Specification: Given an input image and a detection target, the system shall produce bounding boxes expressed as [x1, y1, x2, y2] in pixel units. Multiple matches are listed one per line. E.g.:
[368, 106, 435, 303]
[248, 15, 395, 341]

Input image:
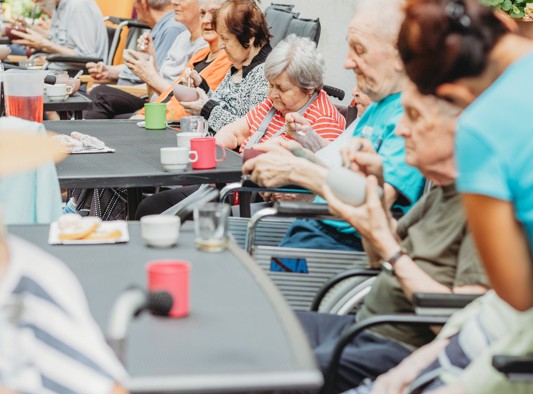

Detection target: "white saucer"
[47, 96, 67, 102]
[162, 164, 187, 172]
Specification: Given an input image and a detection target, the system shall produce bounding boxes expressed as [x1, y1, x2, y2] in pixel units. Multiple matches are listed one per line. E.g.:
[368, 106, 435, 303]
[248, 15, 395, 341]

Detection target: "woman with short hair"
[176, 0, 273, 132]
[216, 34, 345, 153]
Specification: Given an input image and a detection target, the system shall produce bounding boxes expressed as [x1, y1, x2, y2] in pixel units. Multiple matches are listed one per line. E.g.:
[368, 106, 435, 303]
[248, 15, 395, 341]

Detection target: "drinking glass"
[193, 203, 230, 252]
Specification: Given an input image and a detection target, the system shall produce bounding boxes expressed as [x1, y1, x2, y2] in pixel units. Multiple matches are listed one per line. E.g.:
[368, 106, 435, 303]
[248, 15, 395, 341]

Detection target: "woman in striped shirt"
[216, 35, 345, 153]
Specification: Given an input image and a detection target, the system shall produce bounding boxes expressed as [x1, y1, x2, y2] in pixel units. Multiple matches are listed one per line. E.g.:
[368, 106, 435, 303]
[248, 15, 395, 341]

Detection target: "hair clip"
[445, 0, 471, 31]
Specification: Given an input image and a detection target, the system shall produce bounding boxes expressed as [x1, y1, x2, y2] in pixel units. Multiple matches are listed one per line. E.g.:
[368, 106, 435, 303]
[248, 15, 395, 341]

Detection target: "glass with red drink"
[3, 70, 45, 123]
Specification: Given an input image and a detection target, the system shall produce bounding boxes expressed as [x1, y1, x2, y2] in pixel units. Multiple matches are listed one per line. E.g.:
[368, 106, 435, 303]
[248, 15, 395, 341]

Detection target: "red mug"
[146, 260, 190, 318]
[190, 137, 226, 170]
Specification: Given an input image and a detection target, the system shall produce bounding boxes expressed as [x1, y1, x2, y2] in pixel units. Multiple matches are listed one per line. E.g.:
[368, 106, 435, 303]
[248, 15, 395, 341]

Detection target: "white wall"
[261, 0, 357, 105]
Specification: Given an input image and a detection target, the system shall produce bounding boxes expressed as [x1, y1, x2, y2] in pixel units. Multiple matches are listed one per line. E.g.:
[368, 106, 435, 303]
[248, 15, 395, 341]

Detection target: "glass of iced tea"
[3, 70, 45, 123]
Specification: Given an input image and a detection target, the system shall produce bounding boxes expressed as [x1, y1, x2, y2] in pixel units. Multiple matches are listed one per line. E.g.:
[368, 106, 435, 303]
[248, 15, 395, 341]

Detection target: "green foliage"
[481, 0, 533, 18]
[5, 0, 42, 19]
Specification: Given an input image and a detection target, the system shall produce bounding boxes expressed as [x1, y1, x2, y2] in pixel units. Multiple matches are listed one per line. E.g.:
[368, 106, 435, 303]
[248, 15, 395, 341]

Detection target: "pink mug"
[190, 137, 226, 170]
[146, 260, 190, 318]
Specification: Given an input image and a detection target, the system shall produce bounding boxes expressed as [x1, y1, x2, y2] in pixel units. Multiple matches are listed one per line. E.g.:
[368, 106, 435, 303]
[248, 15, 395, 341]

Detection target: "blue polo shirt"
[319, 92, 424, 234]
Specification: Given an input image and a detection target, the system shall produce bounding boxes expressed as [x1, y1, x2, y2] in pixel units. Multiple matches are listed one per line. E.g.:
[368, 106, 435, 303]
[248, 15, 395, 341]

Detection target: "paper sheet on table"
[70, 146, 115, 154]
[314, 118, 359, 168]
[48, 220, 129, 244]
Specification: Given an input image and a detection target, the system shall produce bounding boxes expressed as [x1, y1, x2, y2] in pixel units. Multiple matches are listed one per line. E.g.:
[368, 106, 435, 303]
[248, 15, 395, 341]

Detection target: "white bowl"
[140, 215, 181, 248]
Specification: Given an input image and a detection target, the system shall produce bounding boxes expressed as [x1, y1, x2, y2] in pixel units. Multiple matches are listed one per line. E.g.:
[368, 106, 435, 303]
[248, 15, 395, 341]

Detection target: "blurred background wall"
[261, 0, 357, 105]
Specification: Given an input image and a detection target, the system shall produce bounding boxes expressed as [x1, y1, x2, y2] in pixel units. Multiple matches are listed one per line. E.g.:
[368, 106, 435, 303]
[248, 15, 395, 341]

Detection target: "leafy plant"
[481, 0, 533, 19]
[5, 0, 42, 19]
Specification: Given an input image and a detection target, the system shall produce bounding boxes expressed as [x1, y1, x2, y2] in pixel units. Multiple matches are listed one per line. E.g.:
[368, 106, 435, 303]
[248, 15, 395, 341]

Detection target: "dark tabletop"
[8, 223, 322, 393]
[45, 120, 243, 189]
[43, 92, 92, 112]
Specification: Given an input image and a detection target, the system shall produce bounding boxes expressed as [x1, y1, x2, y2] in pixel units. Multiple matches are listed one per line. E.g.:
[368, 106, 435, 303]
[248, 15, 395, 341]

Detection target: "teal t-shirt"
[456, 50, 533, 252]
[319, 92, 424, 234]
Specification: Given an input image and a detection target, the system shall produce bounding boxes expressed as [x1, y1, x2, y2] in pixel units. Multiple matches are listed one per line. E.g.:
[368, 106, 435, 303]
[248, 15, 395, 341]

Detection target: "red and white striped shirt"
[240, 89, 346, 153]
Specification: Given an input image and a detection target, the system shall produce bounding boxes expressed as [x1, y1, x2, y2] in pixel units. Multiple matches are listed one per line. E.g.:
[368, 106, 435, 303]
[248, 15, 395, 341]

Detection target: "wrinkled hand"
[242, 143, 301, 188]
[369, 364, 418, 394]
[137, 33, 154, 55]
[285, 112, 311, 138]
[180, 88, 209, 116]
[182, 69, 202, 88]
[323, 175, 397, 258]
[123, 51, 157, 84]
[86, 61, 109, 80]
[341, 138, 384, 185]
[11, 28, 50, 51]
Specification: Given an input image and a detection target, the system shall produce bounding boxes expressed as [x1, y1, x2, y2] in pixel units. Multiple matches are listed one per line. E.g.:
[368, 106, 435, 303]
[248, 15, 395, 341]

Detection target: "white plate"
[48, 220, 129, 245]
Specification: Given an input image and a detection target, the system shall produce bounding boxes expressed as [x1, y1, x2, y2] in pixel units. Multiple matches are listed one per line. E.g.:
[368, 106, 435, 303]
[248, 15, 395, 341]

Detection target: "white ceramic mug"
[140, 215, 181, 248]
[177, 132, 204, 148]
[160, 147, 198, 171]
[326, 167, 383, 206]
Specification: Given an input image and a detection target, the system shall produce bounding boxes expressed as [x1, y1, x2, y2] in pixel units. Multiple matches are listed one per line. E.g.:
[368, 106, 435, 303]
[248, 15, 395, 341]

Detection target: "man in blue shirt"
[242, 0, 424, 252]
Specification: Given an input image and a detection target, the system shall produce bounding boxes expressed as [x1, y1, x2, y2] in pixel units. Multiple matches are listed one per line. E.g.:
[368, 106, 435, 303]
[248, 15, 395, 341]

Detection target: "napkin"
[53, 132, 115, 154]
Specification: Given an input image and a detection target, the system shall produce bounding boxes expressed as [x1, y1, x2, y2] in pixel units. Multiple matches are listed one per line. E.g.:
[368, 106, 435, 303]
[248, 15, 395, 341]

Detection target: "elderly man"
[85, 0, 207, 119]
[12, 0, 108, 72]
[86, 0, 185, 86]
[84, 0, 185, 119]
[242, 0, 424, 252]
[294, 80, 489, 392]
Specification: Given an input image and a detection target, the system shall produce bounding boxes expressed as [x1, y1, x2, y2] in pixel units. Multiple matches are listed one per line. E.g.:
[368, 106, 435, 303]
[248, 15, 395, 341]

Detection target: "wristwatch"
[381, 247, 408, 275]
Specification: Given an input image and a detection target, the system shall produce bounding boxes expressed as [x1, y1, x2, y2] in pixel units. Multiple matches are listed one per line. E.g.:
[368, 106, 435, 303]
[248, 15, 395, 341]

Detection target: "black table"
[8, 223, 323, 393]
[44, 92, 93, 119]
[45, 120, 243, 217]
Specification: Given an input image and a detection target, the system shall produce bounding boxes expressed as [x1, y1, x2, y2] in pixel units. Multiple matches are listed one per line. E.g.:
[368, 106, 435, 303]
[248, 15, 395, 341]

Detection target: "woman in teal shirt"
[398, 0, 533, 311]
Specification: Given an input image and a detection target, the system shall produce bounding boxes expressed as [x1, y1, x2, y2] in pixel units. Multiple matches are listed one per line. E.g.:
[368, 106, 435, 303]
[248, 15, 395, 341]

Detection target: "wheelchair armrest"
[310, 268, 380, 311]
[321, 314, 449, 394]
[413, 293, 481, 316]
[219, 178, 311, 204]
[492, 355, 533, 378]
[273, 200, 330, 217]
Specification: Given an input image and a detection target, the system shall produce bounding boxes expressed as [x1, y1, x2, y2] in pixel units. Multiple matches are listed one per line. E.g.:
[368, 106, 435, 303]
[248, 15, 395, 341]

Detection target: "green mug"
[144, 103, 174, 130]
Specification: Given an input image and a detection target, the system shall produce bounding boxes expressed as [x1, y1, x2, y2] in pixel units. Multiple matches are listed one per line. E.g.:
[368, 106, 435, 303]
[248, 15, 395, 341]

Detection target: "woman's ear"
[435, 82, 476, 109]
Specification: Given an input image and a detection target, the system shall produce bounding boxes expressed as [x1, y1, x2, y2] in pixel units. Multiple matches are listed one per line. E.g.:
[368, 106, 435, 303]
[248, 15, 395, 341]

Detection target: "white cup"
[326, 167, 383, 206]
[140, 215, 181, 248]
[177, 132, 204, 148]
[46, 83, 72, 102]
[160, 147, 198, 171]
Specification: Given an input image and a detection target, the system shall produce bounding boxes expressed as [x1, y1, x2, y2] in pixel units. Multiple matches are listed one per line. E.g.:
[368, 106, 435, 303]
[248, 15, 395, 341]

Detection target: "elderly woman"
[174, 0, 272, 132]
[216, 34, 345, 153]
[135, 0, 232, 121]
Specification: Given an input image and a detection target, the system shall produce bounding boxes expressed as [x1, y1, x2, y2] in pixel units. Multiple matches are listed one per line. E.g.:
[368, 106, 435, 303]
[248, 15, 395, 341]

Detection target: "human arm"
[242, 141, 328, 196]
[123, 52, 168, 95]
[370, 338, 450, 394]
[285, 112, 334, 152]
[323, 177, 488, 302]
[86, 62, 124, 82]
[215, 117, 251, 149]
[462, 195, 533, 311]
[11, 28, 76, 55]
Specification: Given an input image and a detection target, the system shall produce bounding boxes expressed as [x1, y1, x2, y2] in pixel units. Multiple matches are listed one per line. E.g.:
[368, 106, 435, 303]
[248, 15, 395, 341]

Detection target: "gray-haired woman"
[216, 34, 345, 153]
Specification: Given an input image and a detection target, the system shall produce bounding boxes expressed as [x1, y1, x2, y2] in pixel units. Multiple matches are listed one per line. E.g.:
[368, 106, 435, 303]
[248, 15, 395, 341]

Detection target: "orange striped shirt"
[240, 89, 345, 153]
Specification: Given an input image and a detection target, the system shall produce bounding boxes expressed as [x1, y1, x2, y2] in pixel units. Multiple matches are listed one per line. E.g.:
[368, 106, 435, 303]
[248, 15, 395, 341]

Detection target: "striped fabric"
[240, 89, 346, 153]
[0, 236, 126, 394]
